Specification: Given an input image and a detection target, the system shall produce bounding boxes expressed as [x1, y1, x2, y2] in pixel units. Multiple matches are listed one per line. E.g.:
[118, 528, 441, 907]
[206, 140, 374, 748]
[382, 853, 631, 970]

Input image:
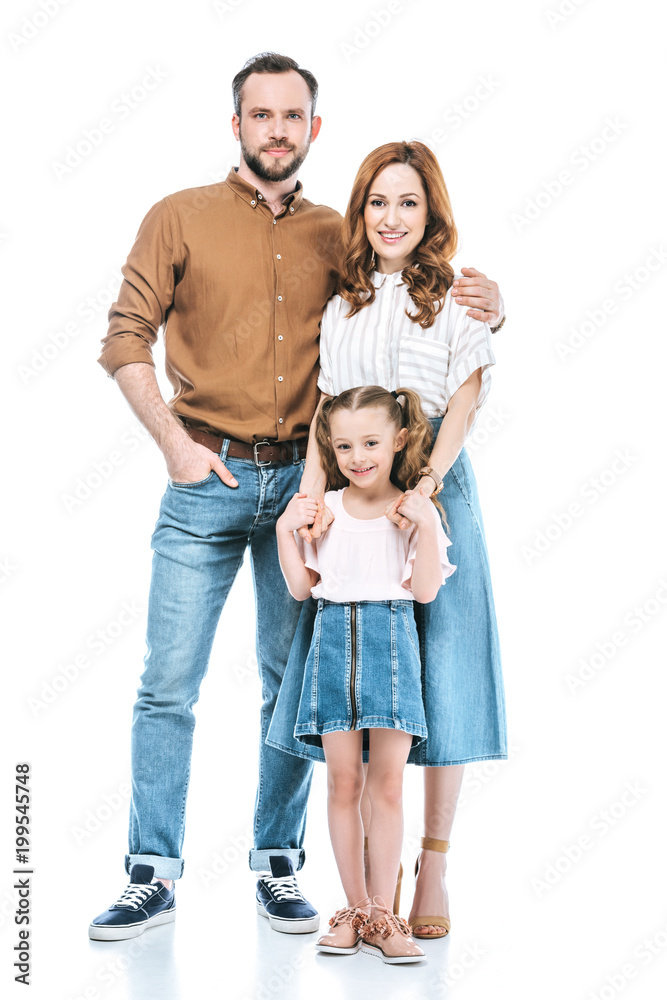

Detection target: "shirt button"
[278, 376, 284, 382]
[278, 335, 283, 341]
[277, 296, 283, 301]
[273, 219, 277, 225]
[276, 254, 281, 259]
[250, 200, 256, 206]
[279, 418, 284, 424]
[290, 207, 294, 213]
[258, 193, 262, 199]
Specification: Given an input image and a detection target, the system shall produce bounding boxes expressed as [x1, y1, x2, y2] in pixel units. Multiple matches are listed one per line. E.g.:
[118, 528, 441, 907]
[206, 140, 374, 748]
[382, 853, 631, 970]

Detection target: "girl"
[275, 385, 455, 964]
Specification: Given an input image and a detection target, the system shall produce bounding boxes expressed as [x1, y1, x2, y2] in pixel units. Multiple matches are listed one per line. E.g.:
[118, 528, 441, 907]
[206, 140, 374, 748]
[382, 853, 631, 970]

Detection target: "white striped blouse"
[317, 270, 496, 429]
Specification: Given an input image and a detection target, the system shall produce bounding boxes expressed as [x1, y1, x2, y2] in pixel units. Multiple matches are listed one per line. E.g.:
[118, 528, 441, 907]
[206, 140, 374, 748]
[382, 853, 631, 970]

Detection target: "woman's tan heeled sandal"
[393, 862, 403, 915]
[364, 836, 404, 916]
[410, 836, 451, 939]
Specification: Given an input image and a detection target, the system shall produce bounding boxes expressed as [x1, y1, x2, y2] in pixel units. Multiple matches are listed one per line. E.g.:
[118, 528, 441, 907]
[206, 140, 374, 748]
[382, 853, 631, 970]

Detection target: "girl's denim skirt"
[293, 598, 427, 750]
[266, 426, 507, 766]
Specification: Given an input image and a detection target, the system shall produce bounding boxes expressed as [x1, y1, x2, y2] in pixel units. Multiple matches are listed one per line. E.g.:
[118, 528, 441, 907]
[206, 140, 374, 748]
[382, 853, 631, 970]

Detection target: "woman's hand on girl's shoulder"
[278, 493, 322, 536]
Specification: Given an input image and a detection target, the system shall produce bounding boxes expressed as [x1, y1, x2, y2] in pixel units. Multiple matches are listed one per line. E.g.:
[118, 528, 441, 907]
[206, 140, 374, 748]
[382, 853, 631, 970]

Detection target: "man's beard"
[239, 131, 311, 183]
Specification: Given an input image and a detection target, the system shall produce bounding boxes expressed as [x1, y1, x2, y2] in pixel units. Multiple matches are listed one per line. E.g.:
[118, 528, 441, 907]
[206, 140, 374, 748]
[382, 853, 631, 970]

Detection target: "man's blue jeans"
[124, 443, 314, 879]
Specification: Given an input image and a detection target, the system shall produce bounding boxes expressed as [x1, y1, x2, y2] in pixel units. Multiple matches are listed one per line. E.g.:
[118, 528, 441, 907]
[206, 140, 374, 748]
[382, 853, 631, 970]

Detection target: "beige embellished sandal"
[410, 837, 451, 939]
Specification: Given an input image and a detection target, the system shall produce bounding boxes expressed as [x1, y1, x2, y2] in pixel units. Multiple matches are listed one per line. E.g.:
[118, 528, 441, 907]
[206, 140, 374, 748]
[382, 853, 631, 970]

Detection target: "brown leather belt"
[184, 425, 307, 465]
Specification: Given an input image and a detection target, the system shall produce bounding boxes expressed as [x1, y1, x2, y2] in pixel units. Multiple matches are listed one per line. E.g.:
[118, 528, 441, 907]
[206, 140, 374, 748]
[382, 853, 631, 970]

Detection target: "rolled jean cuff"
[249, 848, 305, 873]
[125, 854, 185, 880]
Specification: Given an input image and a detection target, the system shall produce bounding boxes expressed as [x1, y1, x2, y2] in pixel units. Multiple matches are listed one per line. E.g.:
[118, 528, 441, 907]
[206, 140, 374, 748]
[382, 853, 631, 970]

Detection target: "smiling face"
[329, 406, 407, 493]
[232, 70, 321, 183]
[363, 162, 429, 273]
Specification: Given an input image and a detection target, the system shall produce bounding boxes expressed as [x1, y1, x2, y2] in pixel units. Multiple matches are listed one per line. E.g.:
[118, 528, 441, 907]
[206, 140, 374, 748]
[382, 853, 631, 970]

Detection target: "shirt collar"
[225, 167, 304, 215]
[371, 268, 406, 288]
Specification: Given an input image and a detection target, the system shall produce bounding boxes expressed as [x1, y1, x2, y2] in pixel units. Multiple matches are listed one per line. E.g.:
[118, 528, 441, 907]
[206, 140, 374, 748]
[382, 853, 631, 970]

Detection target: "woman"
[267, 140, 507, 939]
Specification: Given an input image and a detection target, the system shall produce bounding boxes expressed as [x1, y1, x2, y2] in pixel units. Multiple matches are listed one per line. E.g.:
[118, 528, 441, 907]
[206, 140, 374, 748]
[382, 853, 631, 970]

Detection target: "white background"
[2, 1, 666, 998]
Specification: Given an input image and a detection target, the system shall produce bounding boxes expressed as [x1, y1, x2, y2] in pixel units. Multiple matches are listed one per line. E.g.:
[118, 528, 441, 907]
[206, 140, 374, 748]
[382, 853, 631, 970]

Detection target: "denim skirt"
[293, 599, 427, 750]
[266, 426, 507, 766]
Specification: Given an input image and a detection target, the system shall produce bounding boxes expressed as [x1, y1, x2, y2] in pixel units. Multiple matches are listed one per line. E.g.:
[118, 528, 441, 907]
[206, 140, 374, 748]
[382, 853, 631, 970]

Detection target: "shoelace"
[363, 899, 412, 939]
[330, 904, 370, 931]
[114, 882, 159, 909]
[259, 873, 305, 902]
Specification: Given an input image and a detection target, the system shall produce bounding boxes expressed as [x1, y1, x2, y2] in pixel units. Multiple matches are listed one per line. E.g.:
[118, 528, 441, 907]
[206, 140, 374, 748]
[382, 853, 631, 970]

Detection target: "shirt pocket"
[397, 334, 450, 411]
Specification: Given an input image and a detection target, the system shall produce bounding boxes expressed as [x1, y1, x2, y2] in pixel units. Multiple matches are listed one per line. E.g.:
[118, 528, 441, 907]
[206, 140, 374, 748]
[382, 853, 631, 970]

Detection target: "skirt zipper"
[350, 603, 358, 730]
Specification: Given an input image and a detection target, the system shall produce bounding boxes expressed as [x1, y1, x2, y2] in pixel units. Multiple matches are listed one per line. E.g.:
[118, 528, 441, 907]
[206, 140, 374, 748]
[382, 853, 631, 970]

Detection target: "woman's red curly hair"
[338, 140, 459, 329]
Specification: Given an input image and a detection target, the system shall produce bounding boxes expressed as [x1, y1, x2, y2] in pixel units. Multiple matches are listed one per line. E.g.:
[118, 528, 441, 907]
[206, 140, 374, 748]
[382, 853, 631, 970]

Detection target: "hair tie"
[391, 389, 403, 404]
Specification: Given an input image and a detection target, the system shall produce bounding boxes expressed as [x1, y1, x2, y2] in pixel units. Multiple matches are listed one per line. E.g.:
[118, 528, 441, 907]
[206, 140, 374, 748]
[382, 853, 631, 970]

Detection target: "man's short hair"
[232, 52, 319, 117]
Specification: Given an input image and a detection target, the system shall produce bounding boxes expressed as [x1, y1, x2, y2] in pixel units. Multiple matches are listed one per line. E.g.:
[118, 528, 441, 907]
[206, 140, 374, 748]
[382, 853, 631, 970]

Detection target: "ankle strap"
[421, 837, 450, 853]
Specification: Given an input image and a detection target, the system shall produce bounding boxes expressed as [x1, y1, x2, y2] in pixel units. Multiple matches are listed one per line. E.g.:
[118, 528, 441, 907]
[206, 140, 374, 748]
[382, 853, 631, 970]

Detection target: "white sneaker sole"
[361, 942, 425, 964]
[256, 899, 320, 934]
[88, 907, 176, 941]
[316, 940, 361, 954]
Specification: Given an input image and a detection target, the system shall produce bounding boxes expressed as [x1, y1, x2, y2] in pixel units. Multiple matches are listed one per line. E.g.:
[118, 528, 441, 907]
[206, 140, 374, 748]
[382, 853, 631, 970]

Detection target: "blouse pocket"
[397, 334, 450, 411]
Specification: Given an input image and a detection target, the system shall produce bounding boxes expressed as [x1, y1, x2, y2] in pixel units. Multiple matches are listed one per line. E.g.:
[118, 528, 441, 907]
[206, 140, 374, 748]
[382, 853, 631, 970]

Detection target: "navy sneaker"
[89, 864, 176, 941]
[256, 856, 319, 934]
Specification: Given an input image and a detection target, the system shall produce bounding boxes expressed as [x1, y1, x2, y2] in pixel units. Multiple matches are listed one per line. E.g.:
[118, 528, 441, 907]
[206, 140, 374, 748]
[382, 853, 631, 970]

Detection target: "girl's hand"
[396, 489, 433, 526]
[277, 493, 321, 534]
[385, 494, 412, 530]
[297, 497, 335, 543]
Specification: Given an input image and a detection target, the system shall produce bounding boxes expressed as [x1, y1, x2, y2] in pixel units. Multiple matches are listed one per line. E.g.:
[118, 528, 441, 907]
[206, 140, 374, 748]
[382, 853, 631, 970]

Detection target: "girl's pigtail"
[316, 397, 348, 491]
[392, 387, 447, 523]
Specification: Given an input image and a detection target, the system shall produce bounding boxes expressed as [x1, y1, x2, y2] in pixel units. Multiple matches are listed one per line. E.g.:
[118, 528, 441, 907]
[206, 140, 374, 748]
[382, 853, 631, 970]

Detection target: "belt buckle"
[253, 438, 273, 467]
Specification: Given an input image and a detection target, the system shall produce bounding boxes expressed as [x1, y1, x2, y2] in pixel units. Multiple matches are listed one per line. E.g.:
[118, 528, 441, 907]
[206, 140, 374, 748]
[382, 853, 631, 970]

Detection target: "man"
[89, 52, 504, 942]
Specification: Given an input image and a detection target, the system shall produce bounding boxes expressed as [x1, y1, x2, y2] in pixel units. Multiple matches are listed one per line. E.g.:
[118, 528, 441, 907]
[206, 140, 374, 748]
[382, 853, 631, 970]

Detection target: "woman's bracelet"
[417, 467, 444, 496]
